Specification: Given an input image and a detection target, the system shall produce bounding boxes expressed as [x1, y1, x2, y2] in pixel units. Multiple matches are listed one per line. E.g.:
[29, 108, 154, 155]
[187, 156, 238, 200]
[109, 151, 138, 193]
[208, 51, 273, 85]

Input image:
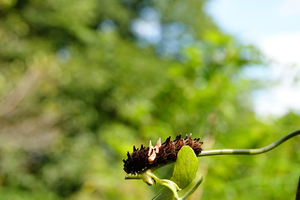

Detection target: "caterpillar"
[122, 133, 203, 174]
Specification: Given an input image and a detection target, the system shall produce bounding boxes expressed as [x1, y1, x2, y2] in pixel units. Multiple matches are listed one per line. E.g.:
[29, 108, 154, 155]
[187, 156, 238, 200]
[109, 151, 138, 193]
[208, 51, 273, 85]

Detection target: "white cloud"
[278, 0, 300, 17]
[253, 83, 300, 117]
[259, 31, 300, 65]
[206, 0, 300, 118]
[254, 32, 300, 117]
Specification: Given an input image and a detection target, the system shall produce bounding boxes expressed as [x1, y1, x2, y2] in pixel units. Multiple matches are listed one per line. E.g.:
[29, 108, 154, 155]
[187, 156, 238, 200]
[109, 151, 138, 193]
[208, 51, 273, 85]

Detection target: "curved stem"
[179, 175, 203, 200]
[198, 129, 300, 157]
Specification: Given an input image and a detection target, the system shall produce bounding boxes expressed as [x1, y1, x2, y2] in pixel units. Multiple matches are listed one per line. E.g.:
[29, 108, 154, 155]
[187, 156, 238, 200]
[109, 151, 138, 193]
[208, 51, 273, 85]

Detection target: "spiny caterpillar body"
[122, 133, 203, 174]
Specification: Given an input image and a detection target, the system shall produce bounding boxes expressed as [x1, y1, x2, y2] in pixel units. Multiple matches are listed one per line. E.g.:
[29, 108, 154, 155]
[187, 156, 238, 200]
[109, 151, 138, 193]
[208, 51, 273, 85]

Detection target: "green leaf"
[152, 187, 174, 200]
[152, 146, 199, 199]
[148, 170, 181, 200]
[179, 175, 203, 200]
[171, 146, 199, 189]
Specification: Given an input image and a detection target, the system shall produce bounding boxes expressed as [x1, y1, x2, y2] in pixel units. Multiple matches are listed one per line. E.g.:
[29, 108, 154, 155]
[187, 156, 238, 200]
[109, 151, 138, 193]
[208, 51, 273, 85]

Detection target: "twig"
[0, 67, 40, 117]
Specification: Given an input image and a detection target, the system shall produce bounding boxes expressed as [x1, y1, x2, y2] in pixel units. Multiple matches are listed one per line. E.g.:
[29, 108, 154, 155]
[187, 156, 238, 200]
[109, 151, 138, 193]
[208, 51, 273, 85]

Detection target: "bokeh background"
[0, 0, 299, 199]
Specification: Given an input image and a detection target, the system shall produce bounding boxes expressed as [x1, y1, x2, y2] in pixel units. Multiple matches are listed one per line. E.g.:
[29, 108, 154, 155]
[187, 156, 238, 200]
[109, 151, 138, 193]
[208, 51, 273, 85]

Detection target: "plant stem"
[179, 175, 203, 200]
[198, 129, 300, 157]
[296, 176, 300, 200]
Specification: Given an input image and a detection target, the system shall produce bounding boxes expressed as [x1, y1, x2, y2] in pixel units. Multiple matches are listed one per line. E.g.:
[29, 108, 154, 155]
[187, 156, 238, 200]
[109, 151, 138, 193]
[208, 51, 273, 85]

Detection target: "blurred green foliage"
[0, 0, 299, 199]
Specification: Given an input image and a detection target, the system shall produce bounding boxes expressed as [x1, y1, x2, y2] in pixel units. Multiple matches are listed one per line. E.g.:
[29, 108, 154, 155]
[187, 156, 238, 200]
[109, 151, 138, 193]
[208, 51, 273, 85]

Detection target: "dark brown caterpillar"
[122, 134, 203, 174]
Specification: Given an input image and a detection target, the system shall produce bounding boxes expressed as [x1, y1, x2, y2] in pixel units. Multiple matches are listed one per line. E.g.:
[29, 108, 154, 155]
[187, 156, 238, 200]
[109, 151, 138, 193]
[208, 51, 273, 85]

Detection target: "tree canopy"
[0, 0, 299, 199]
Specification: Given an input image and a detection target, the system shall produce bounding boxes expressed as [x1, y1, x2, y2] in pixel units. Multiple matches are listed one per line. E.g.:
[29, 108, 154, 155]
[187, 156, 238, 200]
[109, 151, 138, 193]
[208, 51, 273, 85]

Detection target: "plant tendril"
[198, 129, 300, 157]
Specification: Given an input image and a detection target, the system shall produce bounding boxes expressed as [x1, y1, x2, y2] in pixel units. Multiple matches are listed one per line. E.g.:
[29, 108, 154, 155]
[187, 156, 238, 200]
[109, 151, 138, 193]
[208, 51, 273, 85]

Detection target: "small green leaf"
[152, 187, 174, 200]
[148, 170, 181, 200]
[152, 146, 199, 199]
[179, 175, 203, 200]
[171, 146, 198, 189]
